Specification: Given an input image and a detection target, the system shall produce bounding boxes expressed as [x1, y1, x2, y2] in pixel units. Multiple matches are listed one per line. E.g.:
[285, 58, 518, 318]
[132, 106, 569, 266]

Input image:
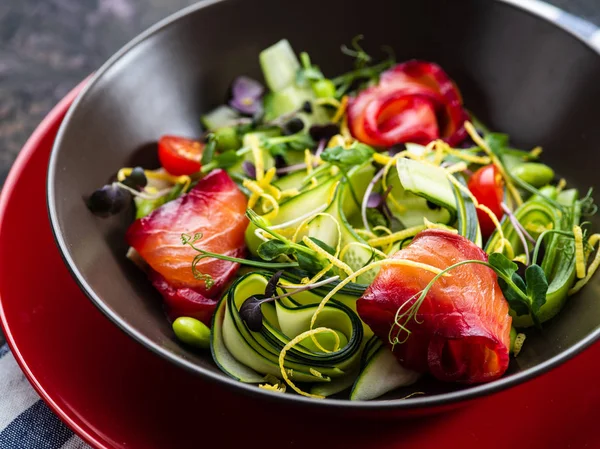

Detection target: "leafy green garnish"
[488, 253, 547, 327]
[296, 52, 324, 87]
[200, 133, 218, 165]
[261, 133, 315, 156]
[246, 210, 329, 273]
[320, 142, 374, 166]
[181, 232, 299, 287]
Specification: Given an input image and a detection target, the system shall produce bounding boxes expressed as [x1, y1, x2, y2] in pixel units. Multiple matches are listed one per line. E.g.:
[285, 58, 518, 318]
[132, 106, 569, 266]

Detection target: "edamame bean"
[312, 79, 336, 99]
[512, 162, 554, 188]
[173, 317, 211, 349]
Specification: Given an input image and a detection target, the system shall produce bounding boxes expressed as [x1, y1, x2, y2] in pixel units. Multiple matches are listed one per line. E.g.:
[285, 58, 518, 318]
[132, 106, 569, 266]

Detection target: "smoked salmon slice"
[347, 61, 469, 148]
[357, 229, 512, 384]
[126, 169, 248, 324]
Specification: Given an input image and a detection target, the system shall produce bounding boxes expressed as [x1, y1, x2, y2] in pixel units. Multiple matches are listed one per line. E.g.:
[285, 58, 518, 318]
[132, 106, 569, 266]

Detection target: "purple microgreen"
[367, 192, 383, 208]
[264, 270, 284, 298]
[229, 76, 264, 115]
[239, 296, 264, 332]
[242, 160, 257, 179]
[361, 167, 385, 232]
[315, 139, 326, 158]
[501, 202, 530, 265]
[276, 163, 307, 175]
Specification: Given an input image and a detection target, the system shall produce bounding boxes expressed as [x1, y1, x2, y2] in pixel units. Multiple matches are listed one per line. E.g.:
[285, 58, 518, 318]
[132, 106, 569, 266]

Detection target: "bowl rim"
[47, 0, 600, 409]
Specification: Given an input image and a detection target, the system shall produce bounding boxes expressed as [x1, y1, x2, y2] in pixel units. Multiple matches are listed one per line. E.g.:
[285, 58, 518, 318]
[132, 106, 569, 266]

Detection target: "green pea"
[312, 79, 336, 99]
[215, 126, 241, 152]
[512, 162, 554, 188]
[173, 317, 211, 349]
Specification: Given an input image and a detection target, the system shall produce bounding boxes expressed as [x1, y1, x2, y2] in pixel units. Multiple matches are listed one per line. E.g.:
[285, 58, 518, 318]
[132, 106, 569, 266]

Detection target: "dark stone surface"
[0, 0, 598, 348]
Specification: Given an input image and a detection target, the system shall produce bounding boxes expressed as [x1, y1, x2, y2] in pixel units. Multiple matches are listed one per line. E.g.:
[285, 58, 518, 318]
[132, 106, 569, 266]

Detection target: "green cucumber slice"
[350, 343, 420, 401]
[216, 272, 365, 384]
[211, 296, 267, 383]
[396, 158, 457, 220]
[259, 39, 300, 92]
[385, 162, 455, 228]
[201, 105, 240, 131]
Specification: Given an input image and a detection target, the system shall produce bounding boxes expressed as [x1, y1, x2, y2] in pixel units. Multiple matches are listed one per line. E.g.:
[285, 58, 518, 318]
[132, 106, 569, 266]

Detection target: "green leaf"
[306, 237, 336, 256]
[525, 264, 548, 314]
[267, 143, 287, 157]
[214, 150, 241, 168]
[484, 133, 510, 156]
[257, 240, 294, 261]
[287, 134, 315, 151]
[320, 143, 374, 167]
[201, 134, 217, 165]
[488, 252, 518, 279]
[498, 274, 529, 316]
[296, 251, 327, 272]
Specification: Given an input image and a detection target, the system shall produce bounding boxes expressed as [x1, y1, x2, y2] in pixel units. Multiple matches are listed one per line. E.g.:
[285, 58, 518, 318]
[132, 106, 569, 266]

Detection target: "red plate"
[0, 83, 599, 449]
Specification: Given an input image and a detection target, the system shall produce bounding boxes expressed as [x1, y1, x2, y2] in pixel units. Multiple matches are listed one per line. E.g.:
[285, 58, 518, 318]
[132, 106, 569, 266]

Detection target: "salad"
[86, 37, 599, 400]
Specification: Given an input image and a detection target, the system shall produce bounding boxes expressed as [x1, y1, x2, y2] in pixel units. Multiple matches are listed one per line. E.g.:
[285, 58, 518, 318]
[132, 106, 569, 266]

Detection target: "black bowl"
[48, 0, 600, 412]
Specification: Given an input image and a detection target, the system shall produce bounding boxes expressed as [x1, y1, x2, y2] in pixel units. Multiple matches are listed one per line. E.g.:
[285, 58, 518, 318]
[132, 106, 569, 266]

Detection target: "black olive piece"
[301, 100, 313, 114]
[283, 117, 305, 135]
[426, 200, 441, 210]
[309, 123, 340, 142]
[389, 143, 406, 155]
[86, 184, 131, 217]
[122, 166, 147, 189]
[274, 155, 287, 169]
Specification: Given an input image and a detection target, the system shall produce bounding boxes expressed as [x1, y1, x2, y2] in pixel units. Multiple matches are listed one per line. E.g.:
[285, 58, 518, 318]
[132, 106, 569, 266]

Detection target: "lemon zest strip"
[332, 96, 349, 124]
[302, 236, 353, 277]
[368, 225, 427, 248]
[573, 225, 586, 279]
[569, 233, 600, 295]
[278, 327, 339, 399]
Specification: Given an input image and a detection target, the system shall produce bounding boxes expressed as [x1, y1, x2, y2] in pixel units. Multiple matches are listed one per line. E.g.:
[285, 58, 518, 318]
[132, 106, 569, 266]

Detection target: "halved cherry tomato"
[158, 135, 204, 176]
[468, 164, 505, 238]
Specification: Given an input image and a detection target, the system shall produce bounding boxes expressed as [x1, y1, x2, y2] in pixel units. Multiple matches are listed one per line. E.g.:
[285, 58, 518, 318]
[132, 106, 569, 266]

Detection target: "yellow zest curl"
[368, 225, 427, 248]
[302, 236, 353, 277]
[569, 234, 600, 295]
[573, 225, 586, 279]
[513, 333, 526, 357]
[278, 327, 340, 399]
[530, 146, 543, 158]
[332, 96, 349, 124]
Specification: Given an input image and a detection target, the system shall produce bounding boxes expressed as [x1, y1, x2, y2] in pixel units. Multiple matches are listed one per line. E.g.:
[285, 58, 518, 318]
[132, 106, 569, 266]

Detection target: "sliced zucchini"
[270, 174, 342, 226]
[385, 161, 455, 228]
[211, 295, 267, 383]
[259, 39, 300, 92]
[201, 105, 240, 131]
[307, 162, 378, 283]
[215, 272, 365, 384]
[396, 158, 457, 218]
[350, 340, 420, 401]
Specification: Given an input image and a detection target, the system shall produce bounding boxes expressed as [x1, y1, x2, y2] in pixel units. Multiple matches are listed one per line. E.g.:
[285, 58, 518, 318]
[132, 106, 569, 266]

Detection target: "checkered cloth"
[0, 1, 598, 447]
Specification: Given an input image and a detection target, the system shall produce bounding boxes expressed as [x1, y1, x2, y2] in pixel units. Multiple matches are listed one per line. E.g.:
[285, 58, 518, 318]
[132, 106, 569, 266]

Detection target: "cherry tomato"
[158, 135, 204, 176]
[468, 164, 505, 238]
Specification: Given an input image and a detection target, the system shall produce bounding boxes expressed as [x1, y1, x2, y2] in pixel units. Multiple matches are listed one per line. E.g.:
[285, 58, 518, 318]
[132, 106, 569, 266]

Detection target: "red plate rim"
[0, 80, 109, 449]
